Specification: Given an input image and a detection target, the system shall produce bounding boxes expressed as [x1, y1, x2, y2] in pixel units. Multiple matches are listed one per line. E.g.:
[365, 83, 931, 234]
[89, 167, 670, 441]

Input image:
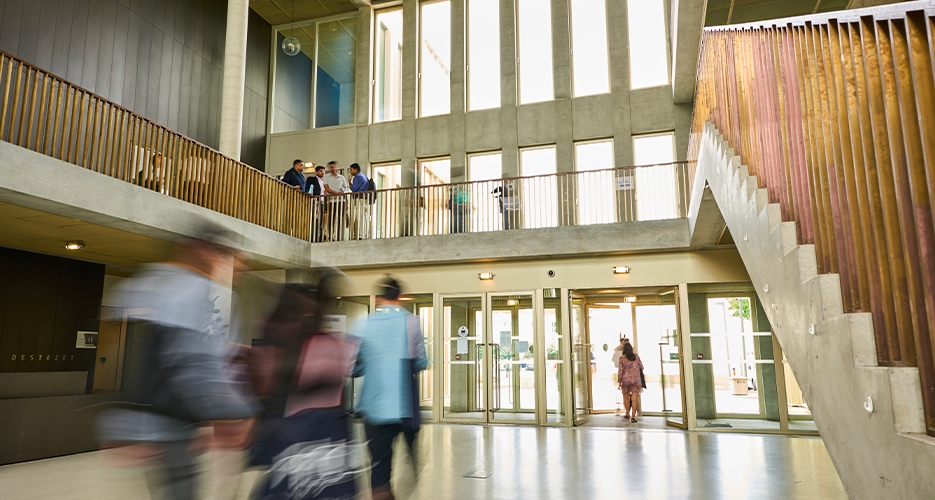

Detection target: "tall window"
[374, 10, 404, 122]
[516, 0, 554, 104]
[315, 18, 357, 128]
[632, 132, 676, 220]
[468, 0, 501, 110]
[420, 158, 452, 235]
[626, 0, 669, 89]
[570, 0, 610, 97]
[469, 152, 503, 232]
[575, 140, 615, 225]
[420, 1, 452, 117]
[520, 146, 557, 228]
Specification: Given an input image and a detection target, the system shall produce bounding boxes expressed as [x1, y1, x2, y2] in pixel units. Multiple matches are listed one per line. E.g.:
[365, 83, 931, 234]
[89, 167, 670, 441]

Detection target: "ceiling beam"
[670, 0, 708, 104]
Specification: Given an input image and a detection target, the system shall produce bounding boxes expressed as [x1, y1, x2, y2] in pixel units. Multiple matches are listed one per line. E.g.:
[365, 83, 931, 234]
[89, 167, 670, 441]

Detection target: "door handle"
[475, 342, 483, 412]
[493, 344, 501, 412]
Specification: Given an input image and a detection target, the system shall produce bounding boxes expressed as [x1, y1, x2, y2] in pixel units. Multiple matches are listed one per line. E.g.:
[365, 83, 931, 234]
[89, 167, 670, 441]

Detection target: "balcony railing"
[0, 51, 312, 239]
[688, 4, 935, 435]
[310, 162, 695, 242]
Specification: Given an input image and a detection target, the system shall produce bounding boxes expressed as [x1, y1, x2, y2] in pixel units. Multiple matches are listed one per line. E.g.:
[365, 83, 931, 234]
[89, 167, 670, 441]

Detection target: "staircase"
[688, 2, 935, 497]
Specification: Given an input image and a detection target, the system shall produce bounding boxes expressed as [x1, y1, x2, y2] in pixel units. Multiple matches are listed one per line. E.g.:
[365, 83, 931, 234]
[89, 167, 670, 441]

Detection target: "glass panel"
[543, 289, 565, 423]
[442, 296, 485, 421]
[570, 0, 610, 97]
[467, 152, 502, 233]
[519, 146, 558, 229]
[575, 140, 616, 225]
[273, 29, 314, 133]
[490, 294, 536, 422]
[635, 304, 681, 415]
[335, 296, 371, 413]
[570, 295, 589, 423]
[374, 9, 404, 123]
[705, 297, 759, 416]
[420, 1, 451, 117]
[626, 0, 669, 89]
[315, 18, 357, 128]
[467, 0, 501, 110]
[632, 133, 678, 221]
[419, 158, 451, 236]
[587, 304, 629, 413]
[783, 358, 817, 432]
[516, 0, 554, 104]
[400, 294, 435, 422]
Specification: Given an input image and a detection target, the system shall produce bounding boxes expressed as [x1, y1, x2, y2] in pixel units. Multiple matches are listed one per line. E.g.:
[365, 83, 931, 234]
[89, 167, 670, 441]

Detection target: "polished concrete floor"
[0, 423, 846, 500]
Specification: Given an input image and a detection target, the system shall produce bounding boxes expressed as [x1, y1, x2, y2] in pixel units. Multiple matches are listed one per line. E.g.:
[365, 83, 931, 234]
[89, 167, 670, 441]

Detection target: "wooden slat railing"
[688, 3, 935, 435]
[0, 51, 312, 240]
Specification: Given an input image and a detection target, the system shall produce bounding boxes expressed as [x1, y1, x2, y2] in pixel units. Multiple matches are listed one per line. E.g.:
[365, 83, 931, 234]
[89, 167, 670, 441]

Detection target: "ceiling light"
[624, 295, 637, 303]
[596, 289, 623, 294]
[478, 272, 495, 280]
[506, 299, 519, 306]
[399, 296, 414, 301]
[65, 241, 85, 250]
[612, 266, 630, 274]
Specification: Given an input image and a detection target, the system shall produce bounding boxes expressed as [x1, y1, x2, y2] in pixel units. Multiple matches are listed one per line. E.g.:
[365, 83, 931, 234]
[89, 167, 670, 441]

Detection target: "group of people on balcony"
[283, 159, 373, 242]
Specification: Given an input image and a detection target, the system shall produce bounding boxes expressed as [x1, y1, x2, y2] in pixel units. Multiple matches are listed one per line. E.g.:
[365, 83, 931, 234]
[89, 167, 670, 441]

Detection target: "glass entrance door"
[440, 292, 539, 424]
[570, 292, 590, 425]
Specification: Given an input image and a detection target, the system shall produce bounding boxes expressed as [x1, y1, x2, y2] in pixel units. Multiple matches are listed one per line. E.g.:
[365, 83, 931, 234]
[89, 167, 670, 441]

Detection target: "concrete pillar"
[354, 7, 374, 173]
[607, 0, 633, 166]
[499, 0, 518, 178]
[401, 0, 419, 187]
[552, 0, 573, 174]
[449, 0, 467, 182]
[218, 0, 250, 160]
[688, 293, 716, 419]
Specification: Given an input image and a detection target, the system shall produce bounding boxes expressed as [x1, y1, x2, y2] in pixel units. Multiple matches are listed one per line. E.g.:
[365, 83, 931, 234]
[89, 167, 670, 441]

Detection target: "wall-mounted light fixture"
[65, 241, 85, 250]
[624, 295, 637, 303]
[506, 299, 519, 306]
[478, 272, 495, 280]
[612, 266, 630, 274]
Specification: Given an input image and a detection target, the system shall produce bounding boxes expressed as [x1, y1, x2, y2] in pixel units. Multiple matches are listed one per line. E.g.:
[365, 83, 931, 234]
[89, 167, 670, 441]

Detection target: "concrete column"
[354, 7, 374, 172]
[552, 0, 573, 174]
[218, 0, 250, 160]
[449, 0, 467, 182]
[499, 0, 518, 178]
[606, 0, 633, 166]
[401, 0, 419, 187]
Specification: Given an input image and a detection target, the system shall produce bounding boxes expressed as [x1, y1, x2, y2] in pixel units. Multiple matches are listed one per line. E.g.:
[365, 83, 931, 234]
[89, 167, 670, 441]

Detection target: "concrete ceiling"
[0, 201, 275, 276]
[249, 0, 360, 26]
[704, 0, 888, 26]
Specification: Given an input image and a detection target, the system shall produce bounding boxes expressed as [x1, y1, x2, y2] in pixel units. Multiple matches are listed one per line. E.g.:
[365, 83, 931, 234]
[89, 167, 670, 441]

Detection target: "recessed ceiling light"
[612, 266, 630, 274]
[478, 272, 495, 280]
[624, 295, 637, 303]
[65, 241, 85, 250]
[596, 289, 623, 294]
[506, 299, 519, 306]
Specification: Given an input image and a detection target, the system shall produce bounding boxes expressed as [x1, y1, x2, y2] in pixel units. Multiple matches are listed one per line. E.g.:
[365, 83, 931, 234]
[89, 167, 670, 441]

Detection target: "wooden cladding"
[0, 51, 308, 241]
[689, 8, 935, 435]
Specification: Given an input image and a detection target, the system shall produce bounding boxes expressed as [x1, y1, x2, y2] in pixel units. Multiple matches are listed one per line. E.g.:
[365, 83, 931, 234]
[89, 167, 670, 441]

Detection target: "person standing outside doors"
[282, 159, 306, 191]
[348, 163, 370, 240]
[618, 342, 644, 423]
[323, 161, 349, 241]
[351, 276, 428, 500]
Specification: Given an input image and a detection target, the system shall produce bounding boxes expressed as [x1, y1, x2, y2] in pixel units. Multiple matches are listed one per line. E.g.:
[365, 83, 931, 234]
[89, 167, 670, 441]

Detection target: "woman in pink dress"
[618, 343, 644, 423]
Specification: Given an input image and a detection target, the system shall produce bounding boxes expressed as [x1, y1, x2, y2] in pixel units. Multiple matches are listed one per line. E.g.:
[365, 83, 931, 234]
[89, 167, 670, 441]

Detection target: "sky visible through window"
[575, 140, 615, 225]
[633, 133, 677, 220]
[468, 0, 501, 110]
[627, 0, 669, 89]
[517, 0, 554, 104]
[421, 1, 452, 117]
[571, 0, 610, 96]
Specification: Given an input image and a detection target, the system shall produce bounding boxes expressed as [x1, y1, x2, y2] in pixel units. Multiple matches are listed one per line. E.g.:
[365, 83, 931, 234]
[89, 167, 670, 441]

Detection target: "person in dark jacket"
[283, 159, 307, 191]
[306, 165, 325, 196]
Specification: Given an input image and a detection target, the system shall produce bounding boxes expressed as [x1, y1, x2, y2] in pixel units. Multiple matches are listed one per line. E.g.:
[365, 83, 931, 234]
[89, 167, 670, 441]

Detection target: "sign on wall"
[76, 331, 98, 349]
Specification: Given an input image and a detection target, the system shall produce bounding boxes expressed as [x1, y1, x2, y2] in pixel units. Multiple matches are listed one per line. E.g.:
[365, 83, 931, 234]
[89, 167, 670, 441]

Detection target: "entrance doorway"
[570, 286, 686, 427]
[439, 291, 565, 425]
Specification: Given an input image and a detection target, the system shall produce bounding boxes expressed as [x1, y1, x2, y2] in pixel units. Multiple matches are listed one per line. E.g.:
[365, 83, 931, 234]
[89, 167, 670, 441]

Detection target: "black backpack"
[366, 177, 377, 204]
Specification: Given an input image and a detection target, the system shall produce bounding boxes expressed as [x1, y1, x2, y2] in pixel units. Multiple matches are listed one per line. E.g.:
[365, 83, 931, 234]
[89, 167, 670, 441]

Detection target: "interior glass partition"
[374, 9, 404, 122]
[401, 293, 435, 422]
[442, 295, 486, 422]
[314, 18, 357, 128]
[543, 289, 566, 423]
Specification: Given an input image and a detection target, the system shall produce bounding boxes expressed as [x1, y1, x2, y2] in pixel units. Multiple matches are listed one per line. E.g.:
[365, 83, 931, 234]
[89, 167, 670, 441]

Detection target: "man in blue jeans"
[351, 277, 428, 500]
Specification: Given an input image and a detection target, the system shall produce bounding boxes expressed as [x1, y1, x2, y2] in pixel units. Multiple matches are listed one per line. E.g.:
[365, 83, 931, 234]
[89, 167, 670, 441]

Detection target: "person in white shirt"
[323, 161, 349, 241]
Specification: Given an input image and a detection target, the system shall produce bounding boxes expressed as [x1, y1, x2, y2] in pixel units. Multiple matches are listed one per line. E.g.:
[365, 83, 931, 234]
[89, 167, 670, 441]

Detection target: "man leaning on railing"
[348, 164, 371, 240]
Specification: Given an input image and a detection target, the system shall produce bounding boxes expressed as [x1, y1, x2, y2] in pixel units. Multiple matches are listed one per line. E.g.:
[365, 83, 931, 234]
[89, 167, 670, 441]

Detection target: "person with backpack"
[348, 163, 371, 240]
[618, 342, 644, 423]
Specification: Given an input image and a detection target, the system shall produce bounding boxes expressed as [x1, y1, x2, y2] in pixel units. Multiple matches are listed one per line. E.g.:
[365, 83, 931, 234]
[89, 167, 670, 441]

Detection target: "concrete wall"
[694, 122, 935, 499]
[265, 0, 692, 177]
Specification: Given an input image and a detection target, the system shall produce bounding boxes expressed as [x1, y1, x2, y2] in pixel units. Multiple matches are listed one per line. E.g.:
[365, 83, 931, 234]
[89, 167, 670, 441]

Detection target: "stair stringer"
[696, 121, 935, 499]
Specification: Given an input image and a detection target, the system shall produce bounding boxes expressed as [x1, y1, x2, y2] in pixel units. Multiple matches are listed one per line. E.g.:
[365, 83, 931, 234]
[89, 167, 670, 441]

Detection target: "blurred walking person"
[248, 274, 361, 500]
[97, 225, 259, 500]
[618, 343, 644, 423]
[351, 277, 428, 500]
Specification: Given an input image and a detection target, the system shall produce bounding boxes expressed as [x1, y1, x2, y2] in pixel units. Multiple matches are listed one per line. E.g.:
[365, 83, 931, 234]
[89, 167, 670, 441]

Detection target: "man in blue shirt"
[348, 163, 371, 240]
[351, 277, 427, 500]
[282, 159, 306, 191]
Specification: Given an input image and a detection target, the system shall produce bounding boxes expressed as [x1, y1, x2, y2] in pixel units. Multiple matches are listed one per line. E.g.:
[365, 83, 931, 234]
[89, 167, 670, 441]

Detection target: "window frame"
[466, 0, 502, 111]
[625, 0, 672, 91]
[418, 0, 453, 118]
[568, 0, 611, 98]
[311, 15, 359, 129]
[515, 0, 555, 105]
[631, 131, 676, 165]
[373, 7, 405, 124]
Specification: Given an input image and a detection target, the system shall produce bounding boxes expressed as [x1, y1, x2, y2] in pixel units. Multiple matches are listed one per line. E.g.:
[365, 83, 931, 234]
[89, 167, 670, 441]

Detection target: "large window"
[516, 0, 554, 104]
[273, 30, 314, 133]
[626, 0, 669, 89]
[468, 152, 503, 232]
[632, 132, 677, 220]
[574, 140, 615, 225]
[520, 146, 557, 228]
[374, 9, 404, 122]
[467, 0, 501, 110]
[570, 0, 610, 97]
[315, 18, 357, 128]
[420, 1, 452, 117]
